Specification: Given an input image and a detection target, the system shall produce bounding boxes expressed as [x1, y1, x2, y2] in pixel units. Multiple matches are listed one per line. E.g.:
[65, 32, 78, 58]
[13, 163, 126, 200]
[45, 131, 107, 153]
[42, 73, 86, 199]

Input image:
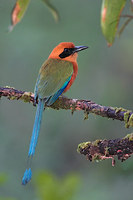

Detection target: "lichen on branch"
[0, 86, 133, 128]
[77, 133, 133, 165]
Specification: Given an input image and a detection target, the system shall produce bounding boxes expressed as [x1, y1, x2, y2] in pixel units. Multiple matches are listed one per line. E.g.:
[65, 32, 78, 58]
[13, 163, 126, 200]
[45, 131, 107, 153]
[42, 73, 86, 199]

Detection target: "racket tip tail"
[22, 168, 32, 185]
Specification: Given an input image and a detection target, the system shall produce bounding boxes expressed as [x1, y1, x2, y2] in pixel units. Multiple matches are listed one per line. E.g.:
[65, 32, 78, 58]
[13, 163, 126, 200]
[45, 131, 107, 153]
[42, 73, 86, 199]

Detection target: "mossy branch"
[77, 133, 133, 165]
[0, 86, 133, 128]
[1, 86, 133, 164]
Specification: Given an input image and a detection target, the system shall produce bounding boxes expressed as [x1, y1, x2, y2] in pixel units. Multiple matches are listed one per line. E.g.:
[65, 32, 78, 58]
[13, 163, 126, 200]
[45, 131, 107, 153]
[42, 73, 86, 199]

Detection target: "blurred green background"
[0, 0, 133, 199]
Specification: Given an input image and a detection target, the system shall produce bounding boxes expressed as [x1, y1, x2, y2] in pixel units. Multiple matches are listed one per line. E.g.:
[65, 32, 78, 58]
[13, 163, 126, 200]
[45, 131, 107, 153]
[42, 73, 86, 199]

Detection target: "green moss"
[77, 142, 91, 153]
[5, 86, 15, 89]
[124, 133, 133, 141]
[115, 107, 127, 114]
[21, 92, 32, 103]
[92, 154, 101, 162]
[9, 96, 17, 100]
[128, 114, 133, 127]
[124, 111, 131, 128]
[114, 108, 133, 128]
[71, 104, 76, 115]
[105, 147, 109, 156]
[92, 139, 101, 146]
[84, 110, 89, 120]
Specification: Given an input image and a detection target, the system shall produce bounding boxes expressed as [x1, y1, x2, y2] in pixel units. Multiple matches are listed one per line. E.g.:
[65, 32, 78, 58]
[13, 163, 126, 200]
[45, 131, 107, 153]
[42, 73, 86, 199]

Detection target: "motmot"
[22, 42, 88, 185]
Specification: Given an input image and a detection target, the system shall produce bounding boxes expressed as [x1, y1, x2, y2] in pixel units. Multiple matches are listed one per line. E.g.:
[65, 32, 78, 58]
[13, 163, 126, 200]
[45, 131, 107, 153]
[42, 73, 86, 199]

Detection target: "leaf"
[101, 0, 127, 46]
[62, 174, 80, 200]
[118, 17, 132, 36]
[0, 173, 7, 185]
[10, 0, 30, 31]
[34, 171, 79, 200]
[41, 0, 59, 22]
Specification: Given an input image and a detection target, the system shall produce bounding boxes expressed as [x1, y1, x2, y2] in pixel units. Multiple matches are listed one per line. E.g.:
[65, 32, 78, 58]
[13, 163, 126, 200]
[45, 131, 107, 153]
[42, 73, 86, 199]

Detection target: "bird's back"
[35, 58, 73, 99]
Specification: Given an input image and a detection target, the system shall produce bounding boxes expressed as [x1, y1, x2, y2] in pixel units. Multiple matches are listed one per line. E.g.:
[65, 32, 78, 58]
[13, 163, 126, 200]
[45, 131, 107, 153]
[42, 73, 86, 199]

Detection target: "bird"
[22, 42, 88, 185]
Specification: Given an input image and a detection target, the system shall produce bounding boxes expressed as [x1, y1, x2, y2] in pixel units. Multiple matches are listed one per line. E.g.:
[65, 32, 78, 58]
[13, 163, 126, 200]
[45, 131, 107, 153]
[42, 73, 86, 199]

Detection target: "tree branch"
[77, 133, 133, 165]
[0, 86, 133, 128]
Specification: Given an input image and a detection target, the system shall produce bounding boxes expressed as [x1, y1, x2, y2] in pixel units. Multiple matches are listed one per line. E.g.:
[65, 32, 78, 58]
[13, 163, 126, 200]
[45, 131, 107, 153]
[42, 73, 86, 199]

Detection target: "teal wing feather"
[46, 76, 71, 106]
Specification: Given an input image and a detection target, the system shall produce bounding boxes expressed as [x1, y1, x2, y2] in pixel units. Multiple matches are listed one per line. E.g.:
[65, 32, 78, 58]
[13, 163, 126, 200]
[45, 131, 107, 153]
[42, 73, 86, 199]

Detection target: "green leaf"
[34, 171, 79, 200]
[41, 0, 59, 22]
[0, 173, 7, 185]
[10, 0, 30, 31]
[61, 174, 80, 200]
[101, 0, 127, 46]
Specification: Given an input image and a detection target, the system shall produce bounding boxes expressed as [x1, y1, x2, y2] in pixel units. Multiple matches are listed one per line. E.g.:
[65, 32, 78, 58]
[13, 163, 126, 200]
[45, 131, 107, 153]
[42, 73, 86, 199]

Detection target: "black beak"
[73, 45, 88, 53]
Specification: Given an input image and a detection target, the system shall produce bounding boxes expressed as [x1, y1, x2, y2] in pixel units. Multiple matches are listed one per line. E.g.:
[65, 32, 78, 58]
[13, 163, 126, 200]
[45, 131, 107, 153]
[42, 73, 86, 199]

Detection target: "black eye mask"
[59, 48, 75, 58]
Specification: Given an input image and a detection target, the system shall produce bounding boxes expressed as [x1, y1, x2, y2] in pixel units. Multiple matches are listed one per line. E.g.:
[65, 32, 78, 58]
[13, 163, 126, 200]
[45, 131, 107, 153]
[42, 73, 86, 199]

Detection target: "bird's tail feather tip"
[22, 168, 32, 185]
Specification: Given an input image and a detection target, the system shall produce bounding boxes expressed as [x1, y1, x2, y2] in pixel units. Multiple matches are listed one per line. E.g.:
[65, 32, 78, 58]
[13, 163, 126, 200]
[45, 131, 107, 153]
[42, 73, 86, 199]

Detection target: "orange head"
[48, 42, 88, 63]
[49, 42, 88, 93]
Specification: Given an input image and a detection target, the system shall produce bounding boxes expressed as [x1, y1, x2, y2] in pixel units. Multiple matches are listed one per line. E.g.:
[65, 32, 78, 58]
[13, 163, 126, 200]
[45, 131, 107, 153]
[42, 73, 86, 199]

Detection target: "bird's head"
[49, 42, 88, 63]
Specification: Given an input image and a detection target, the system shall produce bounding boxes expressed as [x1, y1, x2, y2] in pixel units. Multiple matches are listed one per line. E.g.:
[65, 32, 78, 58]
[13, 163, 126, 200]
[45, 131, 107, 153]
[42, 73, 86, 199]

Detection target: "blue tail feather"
[28, 99, 45, 156]
[22, 168, 32, 185]
[22, 99, 45, 185]
[22, 75, 72, 185]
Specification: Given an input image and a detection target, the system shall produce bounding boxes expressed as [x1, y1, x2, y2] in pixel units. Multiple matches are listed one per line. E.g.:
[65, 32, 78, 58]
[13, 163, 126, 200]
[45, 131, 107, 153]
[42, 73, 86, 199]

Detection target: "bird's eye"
[59, 48, 72, 58]
[64, 48, 69, 52]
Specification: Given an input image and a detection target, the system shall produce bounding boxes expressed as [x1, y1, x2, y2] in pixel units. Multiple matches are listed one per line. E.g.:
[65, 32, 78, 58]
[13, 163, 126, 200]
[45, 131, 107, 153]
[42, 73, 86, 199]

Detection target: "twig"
[118, 17, 132, 36]
[119, 14, 133, 36]
[0, 86, 133, 128]
[121, 14, 133, 18]
[77, 133, 133, 165]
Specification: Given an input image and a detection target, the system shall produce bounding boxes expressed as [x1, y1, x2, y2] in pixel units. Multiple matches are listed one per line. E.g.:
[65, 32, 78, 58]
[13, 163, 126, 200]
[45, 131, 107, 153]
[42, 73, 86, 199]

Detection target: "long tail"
[22, 99, 45, 185]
